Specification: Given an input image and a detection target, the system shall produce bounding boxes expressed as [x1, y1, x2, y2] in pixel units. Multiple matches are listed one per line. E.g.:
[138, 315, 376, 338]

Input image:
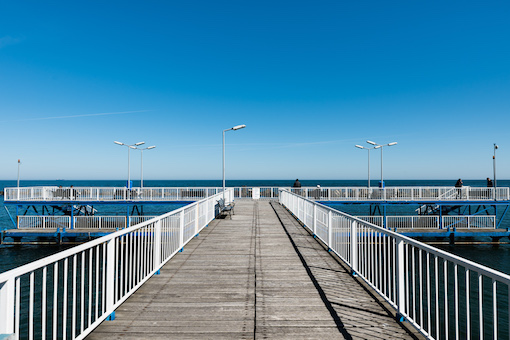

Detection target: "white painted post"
[313, 204, 317, 235]
[328, 210, 333, 248]
[0, 279, 15, 335]
[179, 210, 184, 249]
[105, 239, 115, 320]
[154, 220, 161, 267]
[350, 221, 358, 275]
[195, 203, 199, 235]
[396, 238, 406, 318]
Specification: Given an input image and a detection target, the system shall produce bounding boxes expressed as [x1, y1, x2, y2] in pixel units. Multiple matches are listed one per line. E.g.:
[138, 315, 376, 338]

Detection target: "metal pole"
[17, 159, 20, 188]
[380, 146, 384, 187]
[223, 129, 226, 202]
[494, 144, 497, 194]
[141, 149, 144, 188]
[367, 149, 370, 188]
[127, 147, 131, 188]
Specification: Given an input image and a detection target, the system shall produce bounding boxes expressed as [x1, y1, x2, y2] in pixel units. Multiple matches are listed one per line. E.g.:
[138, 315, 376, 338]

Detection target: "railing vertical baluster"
[72, 255, 77, 339]
[396, 238, 405, 320]
[179, 210, 184, 251]
[29, 272, 34, 340]
[53, 263, 58, 340]
[105, 238, 116, 321]
[328, 210, 332, 248]
[81, 251, 85, 332]
[454, 264, 459, 340]
[435, 256, 439, 339]
[426, 252, 432, 335]
[466, 269, 470, 340]
[419, 250, 423, 330]
[42, 267, 47, 340]
[154, 220, 162, 270]
[0, 278, 15, 336]
[63, 259, 68, 340]
[493, 280, 497, 339]
[479, 273, 483, 339]
[350, 221, 358, 275]
[313, 204, 317, 236]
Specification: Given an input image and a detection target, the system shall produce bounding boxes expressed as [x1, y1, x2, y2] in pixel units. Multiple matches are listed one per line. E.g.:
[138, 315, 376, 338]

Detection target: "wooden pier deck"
[87, 201, 423, 339]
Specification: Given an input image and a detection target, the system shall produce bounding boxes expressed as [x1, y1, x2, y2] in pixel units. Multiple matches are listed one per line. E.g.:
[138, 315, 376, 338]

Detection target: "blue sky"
[1, 1, 509, 180]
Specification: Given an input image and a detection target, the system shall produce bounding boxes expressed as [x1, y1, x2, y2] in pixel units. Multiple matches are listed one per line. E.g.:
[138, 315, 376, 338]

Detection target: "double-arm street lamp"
[114, 141, 145, 188]
[135, 145, 156, 188]
[355, 145, 376, 188]
[223, 125, 246, 201]
[366, 140, 397, 187]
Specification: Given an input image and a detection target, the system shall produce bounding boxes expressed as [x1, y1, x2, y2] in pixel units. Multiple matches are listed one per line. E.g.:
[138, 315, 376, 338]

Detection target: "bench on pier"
[217, 198, 235, 219]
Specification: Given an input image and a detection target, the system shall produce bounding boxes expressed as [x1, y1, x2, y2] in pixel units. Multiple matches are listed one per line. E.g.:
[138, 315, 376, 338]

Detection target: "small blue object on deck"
[107, 312, 115, 321]
[155, 269, 160, 275]
[195, 233, 199, 237]
[397, 313, 406, 323]
[179, 248, 183, 252]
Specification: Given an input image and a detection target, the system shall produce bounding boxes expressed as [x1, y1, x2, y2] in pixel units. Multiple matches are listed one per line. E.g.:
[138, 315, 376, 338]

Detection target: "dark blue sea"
[2, 179, 510, 275]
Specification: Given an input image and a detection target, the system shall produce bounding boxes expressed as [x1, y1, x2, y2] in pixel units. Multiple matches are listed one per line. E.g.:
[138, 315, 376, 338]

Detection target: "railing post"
[179, 210, 184, 251]
[313, 204, 317, 236]
[195, 203, 199, 236]
[328, 210, 333, 250]
[396, 238, 406, 321]
[105, 238, 116, 320]
[350, 221, 358, 276]
[0, 278, 15, 335]
[154, 220, 161, 268]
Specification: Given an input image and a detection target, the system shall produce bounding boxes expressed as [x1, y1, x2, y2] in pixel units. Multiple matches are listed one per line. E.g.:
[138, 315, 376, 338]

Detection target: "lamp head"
[114, 141, 123, 146]
[494, 144, 499, 149]
[355, 145, 364, 149]
[147, 146, 156, 150]
[366, 140, 377, 145]
[135, 141, 145, 146]
[388, 142, 397, 146]
[232, 124, 246, 130]
[374, 145, 381, 149]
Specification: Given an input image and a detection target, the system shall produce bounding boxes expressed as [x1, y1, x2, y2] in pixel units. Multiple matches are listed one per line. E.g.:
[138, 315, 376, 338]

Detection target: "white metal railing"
[0, 188, 234, 339]
[280, 190, 510, 339]
[73, 216, 127, 229]
[17, 216, 71, 229]
[356, 215, 496, 230]
[387, 216, 440, 229]
[16, 216, 160, 230]
[4, 187, 224, 202]
[355, 216, 384, 227]
[289, 186, 510, 201]
[6, 186, 510, 202]
[443, 216, 496, 229]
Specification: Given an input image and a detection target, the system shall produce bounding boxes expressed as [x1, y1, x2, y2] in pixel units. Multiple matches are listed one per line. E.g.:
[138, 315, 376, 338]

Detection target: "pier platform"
[87, 200, 422, 339]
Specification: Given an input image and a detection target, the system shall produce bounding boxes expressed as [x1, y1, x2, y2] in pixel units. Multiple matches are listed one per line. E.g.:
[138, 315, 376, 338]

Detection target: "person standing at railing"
[292, 179, 301, 188]
[487, 178, 494, 187]
[455, 178, 463, 199]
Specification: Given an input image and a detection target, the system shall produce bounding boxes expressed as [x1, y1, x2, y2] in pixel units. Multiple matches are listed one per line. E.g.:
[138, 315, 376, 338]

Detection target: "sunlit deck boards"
[87, 201, 421, 339]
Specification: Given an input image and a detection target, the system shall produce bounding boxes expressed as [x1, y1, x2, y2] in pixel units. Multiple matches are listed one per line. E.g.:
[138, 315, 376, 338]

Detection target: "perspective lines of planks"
[87, 200, 422, 339]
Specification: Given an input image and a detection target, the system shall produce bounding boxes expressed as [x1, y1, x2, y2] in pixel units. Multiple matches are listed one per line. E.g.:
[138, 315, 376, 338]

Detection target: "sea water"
[2, 179, 510, 275]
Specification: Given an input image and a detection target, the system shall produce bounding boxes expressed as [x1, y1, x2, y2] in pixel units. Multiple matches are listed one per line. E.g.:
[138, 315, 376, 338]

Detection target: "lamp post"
[223, 124, 246, 201]
[114, 141, 145, 188]
[494, 143, 498, 199]
[355, 145, 375, 187]
[366, 140, 397, 187]
[135, 146, 156, 188]
[17, 159, 21, 188]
